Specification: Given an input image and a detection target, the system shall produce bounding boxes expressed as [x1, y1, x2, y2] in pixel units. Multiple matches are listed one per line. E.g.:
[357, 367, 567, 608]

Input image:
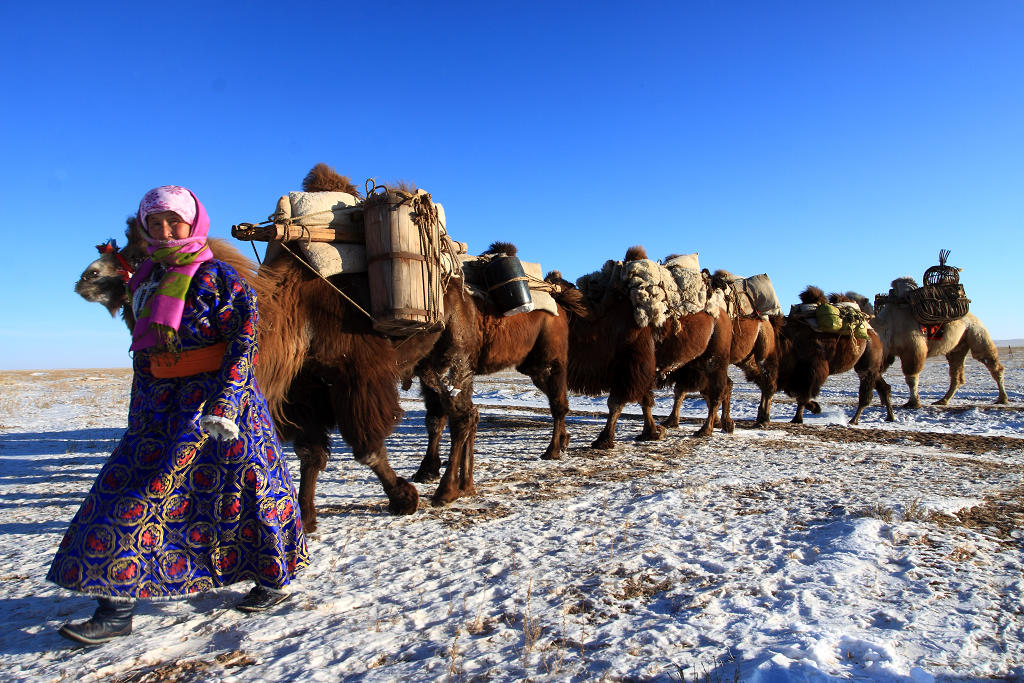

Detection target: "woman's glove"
[201, 415, 240, 442]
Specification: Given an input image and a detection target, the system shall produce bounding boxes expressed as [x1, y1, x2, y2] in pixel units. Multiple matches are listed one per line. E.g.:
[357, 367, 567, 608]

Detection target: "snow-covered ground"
[0, 353, 1022, 682]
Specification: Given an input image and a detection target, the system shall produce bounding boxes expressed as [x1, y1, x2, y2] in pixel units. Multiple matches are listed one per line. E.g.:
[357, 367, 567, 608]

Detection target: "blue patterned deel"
[48, 261, 309, 599]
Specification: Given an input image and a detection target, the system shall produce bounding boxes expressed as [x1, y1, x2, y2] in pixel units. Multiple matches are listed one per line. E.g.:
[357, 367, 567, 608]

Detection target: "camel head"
[75, 240, 131, 317]
[544, 270, 572, 290]
[709, 269, 737, 292]
[76, 217, 148, 322]
[544, 270, 590, 320]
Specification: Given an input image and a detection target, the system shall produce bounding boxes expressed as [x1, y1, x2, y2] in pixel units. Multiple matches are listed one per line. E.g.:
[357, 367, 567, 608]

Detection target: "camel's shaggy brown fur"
[485, 241, 518, 256]
[660, 279, 774, 431]
[545, 245, 731, 448]
[302, 162, 362, 197]
[766, 287, 894, 424]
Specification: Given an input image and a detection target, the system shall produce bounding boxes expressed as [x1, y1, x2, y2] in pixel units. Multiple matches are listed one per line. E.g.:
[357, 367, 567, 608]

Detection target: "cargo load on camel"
[575, 251, 727, 329]
[789, 300, 869, 340]
[710, 270, 782, 318]
[232, 177, 555, 334]
[459, 244, 562, 317]
[873, 249, 971, 326]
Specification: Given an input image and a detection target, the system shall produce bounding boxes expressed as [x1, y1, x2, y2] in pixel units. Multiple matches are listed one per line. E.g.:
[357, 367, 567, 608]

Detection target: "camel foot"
[807, 401, 822, 415]
[790, 416, 804, 424]
[386, 478, 419, 515]
[431, 484, 476, 507]
[411, 467, 440, 484]
[994, 396, 1009, 405]
[300, 512, 318, 534]
[885, 414, 895, 422]
[753, 419, 770, 428]
[638, 425, 666, 442]
[540, 448, 562, 461]
[932, 399, 950, 406]
[692, 424, 714, 437]
[902, 400, 921, 409]
[661, 418, 680, 429]
[721, 419, 735, 434]
[591, 435, 615, 450]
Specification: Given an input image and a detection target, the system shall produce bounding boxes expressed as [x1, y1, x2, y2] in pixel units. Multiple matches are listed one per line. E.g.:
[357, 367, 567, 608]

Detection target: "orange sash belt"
[148, 343, 227, 378]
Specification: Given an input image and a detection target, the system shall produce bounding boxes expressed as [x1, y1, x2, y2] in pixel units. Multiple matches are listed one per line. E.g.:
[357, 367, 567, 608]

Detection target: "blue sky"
[2, 1, 1022, 369]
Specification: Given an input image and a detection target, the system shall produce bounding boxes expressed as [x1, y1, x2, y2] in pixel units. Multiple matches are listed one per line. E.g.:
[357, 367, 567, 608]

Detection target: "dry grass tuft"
[111, 650, 255, 682]
[614, 571, 673, 603]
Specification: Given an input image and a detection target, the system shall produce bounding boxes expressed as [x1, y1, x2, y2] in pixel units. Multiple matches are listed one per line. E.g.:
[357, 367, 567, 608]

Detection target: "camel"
[871, 277, 1008, 408]
[410, 241, 581, 485]
[830, 292, 894, 425]
[765, 287, 893, 424]
[544, 245, 731, 448]
[660, 269, 778, 432]
[74, 166, 579, 529]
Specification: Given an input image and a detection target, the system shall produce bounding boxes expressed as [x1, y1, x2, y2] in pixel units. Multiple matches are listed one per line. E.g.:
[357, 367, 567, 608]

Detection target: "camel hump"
[625, 245, 647, 261]
[302, 163, 362, 197]
[485, 241, 518, 257]
[799, 285, 826, 304]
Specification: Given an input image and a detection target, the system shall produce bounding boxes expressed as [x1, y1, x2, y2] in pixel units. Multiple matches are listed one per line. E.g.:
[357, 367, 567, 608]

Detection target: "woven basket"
[906, 283, 970, 325]
[923, 248, 960, 286]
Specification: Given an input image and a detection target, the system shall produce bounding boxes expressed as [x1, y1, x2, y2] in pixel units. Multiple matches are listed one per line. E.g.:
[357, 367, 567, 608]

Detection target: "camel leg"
[638, 389, 667, 441]
[985, 362, 1010, 404]
[593, 394, 626, 449]
[293, 435, 329, 533]
[413, 385, 446, 483]
[525, 364, 570, 460]
[755, 390, 773, 427]
[693, 392, 716, 436]
[850, 372, 875, 425]
[355, 445, 419, 515]
[432, 393, 480, 506]
[900, 352, 925, 408]
[972, 350, 1009, 405]
[662, 384, 685, 429]
[719, 377, 735, 434]
[694, 374, 725, 437]
[936, 342, 969, 406]
[754, 376, 776, 427]
[963, 322, 1010, 404]
[694, 373, 732, 436]
[902, 374, 923, 409]
[877, 376, 895, 421]
[334, 373, 418, 515]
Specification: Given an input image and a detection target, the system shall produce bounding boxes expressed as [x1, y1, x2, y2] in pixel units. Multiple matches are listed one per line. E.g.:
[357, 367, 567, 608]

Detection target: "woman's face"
[145, 211, 191, 240]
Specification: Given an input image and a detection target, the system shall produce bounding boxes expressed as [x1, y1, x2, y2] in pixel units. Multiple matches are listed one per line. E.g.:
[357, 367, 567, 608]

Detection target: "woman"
[48, 186, 309, 645]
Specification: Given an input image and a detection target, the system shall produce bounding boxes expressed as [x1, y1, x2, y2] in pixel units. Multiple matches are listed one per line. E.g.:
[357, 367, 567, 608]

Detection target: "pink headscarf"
[129, 186, 214, 351]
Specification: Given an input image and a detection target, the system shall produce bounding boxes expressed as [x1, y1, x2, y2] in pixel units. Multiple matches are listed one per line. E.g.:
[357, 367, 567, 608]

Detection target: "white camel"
[872, 278, 1008, 408]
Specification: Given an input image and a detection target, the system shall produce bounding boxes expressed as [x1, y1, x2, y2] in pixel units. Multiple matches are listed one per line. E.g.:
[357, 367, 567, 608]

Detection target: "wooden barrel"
[363, 190, 445, 335]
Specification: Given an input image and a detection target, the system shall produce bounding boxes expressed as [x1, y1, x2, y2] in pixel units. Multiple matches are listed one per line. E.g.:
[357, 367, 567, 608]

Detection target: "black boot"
[59, 597, 135, 645]
[236, 584, 291, 612]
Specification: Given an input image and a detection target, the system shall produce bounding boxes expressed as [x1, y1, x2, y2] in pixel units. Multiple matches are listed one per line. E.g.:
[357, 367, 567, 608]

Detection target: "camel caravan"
[75, 164, 1010, 522]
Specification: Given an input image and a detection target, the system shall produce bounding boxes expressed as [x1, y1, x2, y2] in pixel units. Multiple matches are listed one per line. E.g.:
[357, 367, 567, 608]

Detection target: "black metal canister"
[484, 255, 534, 315]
